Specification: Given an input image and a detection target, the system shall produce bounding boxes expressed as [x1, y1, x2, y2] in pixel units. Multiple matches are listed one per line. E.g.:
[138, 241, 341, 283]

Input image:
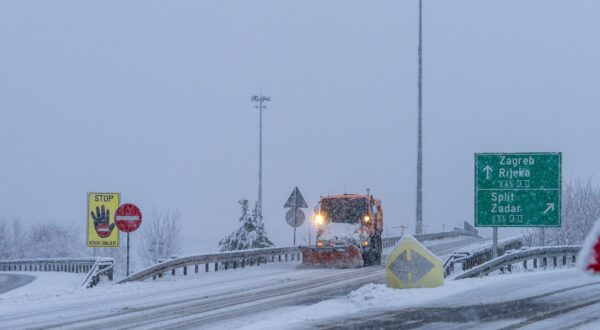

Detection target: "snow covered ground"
[230, 268, 599, 329]
[0, 263, 375, 329]
[0, 271, 85, 302]
[5, 236, 560, 329]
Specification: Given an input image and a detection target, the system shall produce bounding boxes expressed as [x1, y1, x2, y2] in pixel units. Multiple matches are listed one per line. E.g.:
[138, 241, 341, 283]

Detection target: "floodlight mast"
[251, 95, 271, 217]
[415, 0, 424, 235]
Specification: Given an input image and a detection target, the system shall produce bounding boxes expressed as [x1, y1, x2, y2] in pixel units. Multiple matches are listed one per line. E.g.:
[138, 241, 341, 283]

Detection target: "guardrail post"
[523, 260, 528, 270]
[215, 262, 218, 272]
[195, 264, 199, 273]
[278, 255, 282, 262]
[543, 257, 548, 269]
[206, 263, 209, 272]
[285, 254, 288, 262]
[172, 268, 176, 276]
[183, 266, 187, 275]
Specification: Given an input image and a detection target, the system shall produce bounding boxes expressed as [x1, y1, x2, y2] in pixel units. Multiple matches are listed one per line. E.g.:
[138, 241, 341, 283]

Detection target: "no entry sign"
[115, 203, 142, 233]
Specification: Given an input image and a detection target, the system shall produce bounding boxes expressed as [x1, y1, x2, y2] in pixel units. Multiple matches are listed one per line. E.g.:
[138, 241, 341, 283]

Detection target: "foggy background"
[1, 0, 599, 254]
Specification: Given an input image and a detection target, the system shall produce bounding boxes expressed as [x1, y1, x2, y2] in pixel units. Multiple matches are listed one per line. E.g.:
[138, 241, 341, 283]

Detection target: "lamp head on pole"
[251, 95, 271, 103]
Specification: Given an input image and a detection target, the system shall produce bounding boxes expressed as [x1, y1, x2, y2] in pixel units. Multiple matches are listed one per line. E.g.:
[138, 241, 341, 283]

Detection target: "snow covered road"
[0, 274, 35, 295]
[288, 269, 600, 330]
[0, 236, 481, 329]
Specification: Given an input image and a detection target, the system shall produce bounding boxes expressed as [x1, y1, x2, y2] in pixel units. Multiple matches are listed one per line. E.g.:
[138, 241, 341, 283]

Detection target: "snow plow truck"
[301, 194, 383, 268]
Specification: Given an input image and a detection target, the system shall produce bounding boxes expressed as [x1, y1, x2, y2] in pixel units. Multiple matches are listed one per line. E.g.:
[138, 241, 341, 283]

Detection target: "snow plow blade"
[301, 245, 364, 268]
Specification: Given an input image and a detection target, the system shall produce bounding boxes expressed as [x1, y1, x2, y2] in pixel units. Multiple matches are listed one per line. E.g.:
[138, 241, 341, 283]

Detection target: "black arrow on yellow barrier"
[389, 249, 435, 285]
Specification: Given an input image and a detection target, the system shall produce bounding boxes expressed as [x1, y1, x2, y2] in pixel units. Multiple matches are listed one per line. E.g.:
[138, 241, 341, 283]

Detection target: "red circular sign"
[115, 203, 142, 233]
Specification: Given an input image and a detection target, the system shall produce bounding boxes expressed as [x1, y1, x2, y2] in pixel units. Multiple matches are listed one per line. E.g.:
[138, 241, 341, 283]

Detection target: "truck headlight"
[315, 214, 325, 225]
[363, 215, 370, 223]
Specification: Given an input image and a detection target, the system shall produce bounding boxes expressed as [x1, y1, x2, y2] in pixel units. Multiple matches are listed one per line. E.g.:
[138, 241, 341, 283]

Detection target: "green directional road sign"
[475, 152, 561, 227]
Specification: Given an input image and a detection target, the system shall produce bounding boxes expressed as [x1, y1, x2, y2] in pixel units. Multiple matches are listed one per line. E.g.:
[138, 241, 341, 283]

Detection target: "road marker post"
[386, 236, 443, 289]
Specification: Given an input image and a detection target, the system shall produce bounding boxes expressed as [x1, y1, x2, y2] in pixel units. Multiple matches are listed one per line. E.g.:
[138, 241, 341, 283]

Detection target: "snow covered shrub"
[218, 199, 274, 251]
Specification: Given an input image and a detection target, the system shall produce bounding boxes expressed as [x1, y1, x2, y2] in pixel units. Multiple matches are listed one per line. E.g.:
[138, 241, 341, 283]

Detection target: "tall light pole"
[251, 94, 271, 217]
[415, 0, 424, 235]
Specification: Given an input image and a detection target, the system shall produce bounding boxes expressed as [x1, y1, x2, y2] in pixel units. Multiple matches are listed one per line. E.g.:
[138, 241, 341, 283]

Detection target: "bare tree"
[527, 178, 600, 246]
[24, 222, 82, 258]
[0, 218, 10, 259]
[138, 210, 183, 267]
[9, 217, 26, 259]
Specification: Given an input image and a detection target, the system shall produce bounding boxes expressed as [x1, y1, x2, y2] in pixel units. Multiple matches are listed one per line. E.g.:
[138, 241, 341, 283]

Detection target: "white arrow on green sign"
[475, 152, 561, 227]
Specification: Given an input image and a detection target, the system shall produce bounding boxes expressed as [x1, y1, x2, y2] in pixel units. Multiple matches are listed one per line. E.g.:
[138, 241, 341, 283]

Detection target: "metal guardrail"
[81, 258, 115, 288]
[454, 245, 581, 279]
[0, 258, 99, 273]
[382, 230, 481, 249]
[118, 246, 301, 283]
[121, 230, 481, 283]
[444, 237, 524, 277]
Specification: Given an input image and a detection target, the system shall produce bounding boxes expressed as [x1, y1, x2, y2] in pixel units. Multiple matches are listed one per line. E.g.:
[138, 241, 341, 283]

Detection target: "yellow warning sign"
[87, 192, 120, 248]
[386, 236, 443, 289]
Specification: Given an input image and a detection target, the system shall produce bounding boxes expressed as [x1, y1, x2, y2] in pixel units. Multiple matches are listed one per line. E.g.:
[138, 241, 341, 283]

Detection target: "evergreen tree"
[250, 201, 274, 249]
[219, 199, 274, 251]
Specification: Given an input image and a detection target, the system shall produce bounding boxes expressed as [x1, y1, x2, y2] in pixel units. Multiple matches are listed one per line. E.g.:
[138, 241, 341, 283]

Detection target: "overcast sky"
[2, 1, 600, 253]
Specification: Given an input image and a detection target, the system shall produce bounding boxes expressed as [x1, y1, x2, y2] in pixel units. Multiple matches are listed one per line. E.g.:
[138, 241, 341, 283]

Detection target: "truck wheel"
[375, 236, 383, 265]
[362, 250, 371, 267]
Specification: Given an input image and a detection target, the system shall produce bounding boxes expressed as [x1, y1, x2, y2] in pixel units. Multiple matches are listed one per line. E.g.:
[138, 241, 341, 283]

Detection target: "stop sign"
[115, 203, 142, 233]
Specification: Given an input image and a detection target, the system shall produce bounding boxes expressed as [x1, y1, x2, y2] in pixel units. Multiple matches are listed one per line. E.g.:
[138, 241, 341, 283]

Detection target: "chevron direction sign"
[386, 236, 443, 289]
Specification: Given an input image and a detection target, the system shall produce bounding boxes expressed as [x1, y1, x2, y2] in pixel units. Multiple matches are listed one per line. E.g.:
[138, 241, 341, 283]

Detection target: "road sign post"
[492, 227, 498, 258]
[386, 236, 443, 289]
[115, 203, 143, 277]
[284, 187, 308, 245]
